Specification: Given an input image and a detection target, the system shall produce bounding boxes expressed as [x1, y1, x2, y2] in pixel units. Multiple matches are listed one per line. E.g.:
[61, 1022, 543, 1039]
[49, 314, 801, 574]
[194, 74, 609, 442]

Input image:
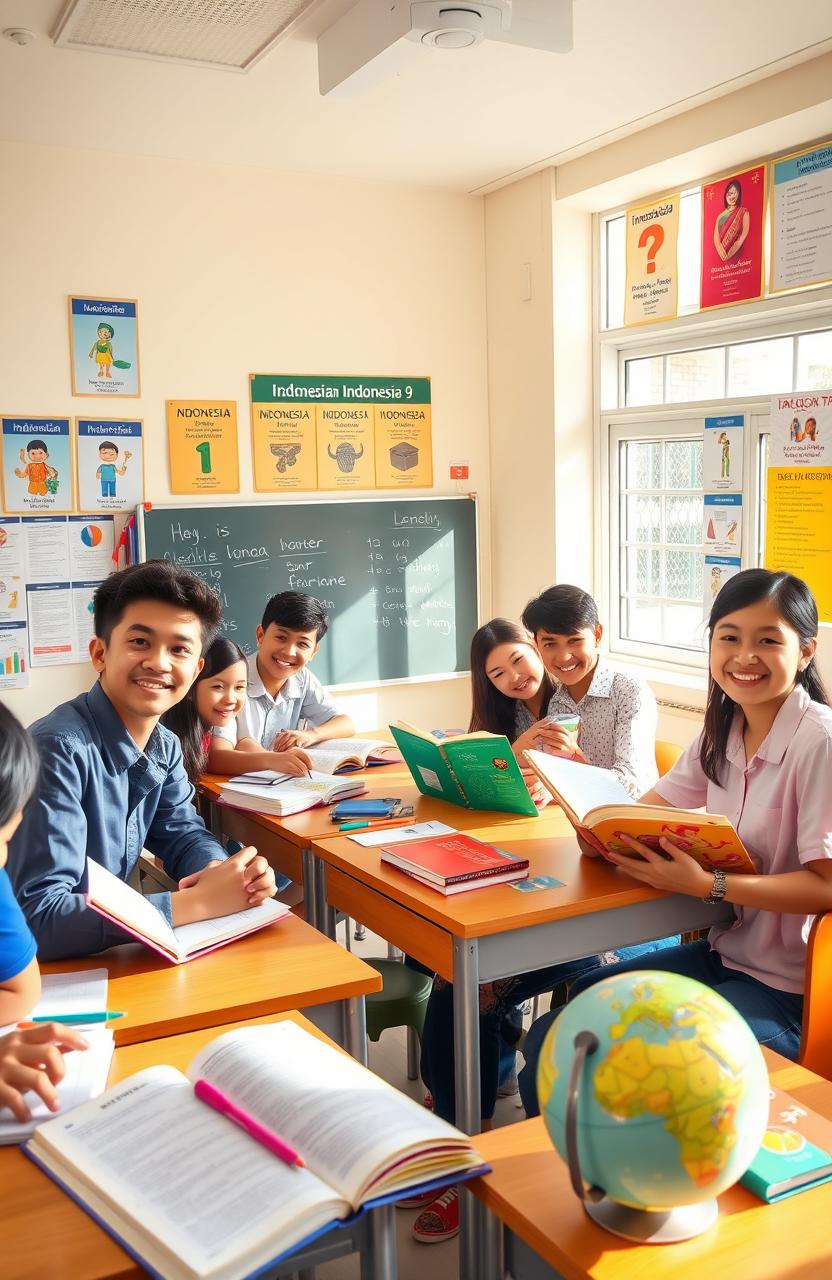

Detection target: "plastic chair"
[799, 912, 832, 1079]
[364, 959, 433, 1081]
[655, 739, 684, 777]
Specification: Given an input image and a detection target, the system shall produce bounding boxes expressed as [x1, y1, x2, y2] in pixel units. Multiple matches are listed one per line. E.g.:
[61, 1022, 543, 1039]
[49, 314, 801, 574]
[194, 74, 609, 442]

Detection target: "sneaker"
[412, 1186, 459, 1243]
[396, 1187, 439, 1209]
[496, 1066, 519, 1097]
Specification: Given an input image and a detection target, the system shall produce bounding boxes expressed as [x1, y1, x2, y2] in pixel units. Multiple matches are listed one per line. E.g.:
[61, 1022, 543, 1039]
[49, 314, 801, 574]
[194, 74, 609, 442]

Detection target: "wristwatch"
[703, 868, 728, 905]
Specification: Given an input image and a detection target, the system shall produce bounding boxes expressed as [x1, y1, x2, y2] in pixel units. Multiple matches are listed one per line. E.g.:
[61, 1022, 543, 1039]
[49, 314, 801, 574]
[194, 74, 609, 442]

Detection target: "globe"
[537, 970, 769, 1222]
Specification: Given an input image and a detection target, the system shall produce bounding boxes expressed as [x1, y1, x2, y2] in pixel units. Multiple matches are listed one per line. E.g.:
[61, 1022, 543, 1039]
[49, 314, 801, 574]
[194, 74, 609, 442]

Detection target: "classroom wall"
[0, 139, 490, 731]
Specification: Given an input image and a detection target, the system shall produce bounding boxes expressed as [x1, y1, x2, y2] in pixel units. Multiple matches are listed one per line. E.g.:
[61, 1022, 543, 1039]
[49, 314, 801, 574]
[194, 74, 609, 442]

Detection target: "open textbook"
[25, 1021, 486, 1280]
[85, 859, 290, 964]
[218, 770, 366, 816]
[390, 721, 538, 817]
[523, 750, 757, 873]
[304, 737, 401, 774]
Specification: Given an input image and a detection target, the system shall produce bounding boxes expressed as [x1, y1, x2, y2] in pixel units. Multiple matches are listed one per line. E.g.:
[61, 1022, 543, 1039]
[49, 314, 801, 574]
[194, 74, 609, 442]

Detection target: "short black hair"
[26, 439, 49, 455]
[522, 584, 599, 637]
[98, 440, 118, 453]
[93, 561, 222, 649]
[261, 591, 329, 640]
[0, 703, 39, 826]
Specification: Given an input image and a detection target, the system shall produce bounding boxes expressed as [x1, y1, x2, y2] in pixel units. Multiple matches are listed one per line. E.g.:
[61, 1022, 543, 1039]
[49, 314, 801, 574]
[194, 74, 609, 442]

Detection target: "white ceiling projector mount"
[317, 0, 574, 95]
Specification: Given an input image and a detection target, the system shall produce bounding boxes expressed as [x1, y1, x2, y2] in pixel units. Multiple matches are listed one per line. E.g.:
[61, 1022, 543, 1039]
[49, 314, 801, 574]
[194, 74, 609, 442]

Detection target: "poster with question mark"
[624, 195, 680, 326]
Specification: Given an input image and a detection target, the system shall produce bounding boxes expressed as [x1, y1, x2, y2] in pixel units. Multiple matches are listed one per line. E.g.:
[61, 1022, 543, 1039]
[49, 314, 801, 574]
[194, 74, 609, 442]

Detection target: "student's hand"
[605, 834, 713, 897]
[271, 748, 313, 776]
[174, 847, 276, 922]
[513, 720, 578, 758]
[177, 859, 224, 891]
[0, 1024, 88, 1123]
[272, 728, 317, 750]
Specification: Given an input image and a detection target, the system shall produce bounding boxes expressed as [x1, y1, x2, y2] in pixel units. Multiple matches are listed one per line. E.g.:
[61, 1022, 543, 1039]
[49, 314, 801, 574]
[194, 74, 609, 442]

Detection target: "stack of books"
[380, 831, 529, 895]
[218, 770, 366, 817]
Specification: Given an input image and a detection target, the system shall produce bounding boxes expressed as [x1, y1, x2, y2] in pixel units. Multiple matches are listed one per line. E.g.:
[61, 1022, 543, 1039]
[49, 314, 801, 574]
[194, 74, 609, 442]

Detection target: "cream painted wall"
[0, 139, 489, 730]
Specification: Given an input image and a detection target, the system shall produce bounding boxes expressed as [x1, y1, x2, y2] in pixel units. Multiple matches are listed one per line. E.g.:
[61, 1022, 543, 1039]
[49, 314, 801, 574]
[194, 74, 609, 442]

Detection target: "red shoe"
[412, 1186, 459, 1242]
[396, 1187, 438, 1209]
[423, 1090, 434, 1110]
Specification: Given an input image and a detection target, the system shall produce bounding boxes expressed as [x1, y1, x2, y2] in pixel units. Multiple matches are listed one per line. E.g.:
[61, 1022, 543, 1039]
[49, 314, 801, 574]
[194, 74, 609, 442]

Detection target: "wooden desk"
[2, 1011, 397, 1280]
[470, 1049, 832, 1280]
[41, 912, 382, 1058]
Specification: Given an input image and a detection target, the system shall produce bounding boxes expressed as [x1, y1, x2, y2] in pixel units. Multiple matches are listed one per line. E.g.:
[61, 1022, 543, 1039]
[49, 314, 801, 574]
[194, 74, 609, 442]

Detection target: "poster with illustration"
[1, 417, 73, 514]
[703, 414, 744, 492]
[768, 393, 830, 466]
[68, 296, 140, 397]
[166, 401, 240, 494]
[700, 166, 765, 310]
[704, 555, 741, 615]
[623, 195, 680, 326]
[75, 419, 143, 512]
[703, 493, 742, 556]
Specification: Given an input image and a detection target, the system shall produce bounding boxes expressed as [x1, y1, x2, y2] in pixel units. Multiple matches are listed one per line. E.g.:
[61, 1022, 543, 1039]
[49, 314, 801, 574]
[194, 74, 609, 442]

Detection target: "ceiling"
[1, 0, 831, 191]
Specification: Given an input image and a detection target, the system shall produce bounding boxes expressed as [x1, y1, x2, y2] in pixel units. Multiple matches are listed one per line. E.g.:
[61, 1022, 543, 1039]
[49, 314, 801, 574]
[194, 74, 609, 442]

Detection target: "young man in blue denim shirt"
[8, 561, 276, 962]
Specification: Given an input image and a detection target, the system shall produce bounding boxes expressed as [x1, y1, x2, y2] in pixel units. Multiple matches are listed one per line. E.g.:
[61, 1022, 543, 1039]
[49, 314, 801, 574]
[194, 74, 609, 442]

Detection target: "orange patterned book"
[524, 749, 757, 873]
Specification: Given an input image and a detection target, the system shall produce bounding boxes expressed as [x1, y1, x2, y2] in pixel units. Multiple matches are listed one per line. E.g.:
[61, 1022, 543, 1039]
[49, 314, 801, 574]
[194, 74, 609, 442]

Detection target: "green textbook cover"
[740, 1086, 832, 1203]
[389, 723, 538, 817]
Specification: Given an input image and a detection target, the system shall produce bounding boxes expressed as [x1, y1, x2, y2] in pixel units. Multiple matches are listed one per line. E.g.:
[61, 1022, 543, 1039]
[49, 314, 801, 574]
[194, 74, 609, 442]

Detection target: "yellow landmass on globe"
[594, 980, 742, 1187]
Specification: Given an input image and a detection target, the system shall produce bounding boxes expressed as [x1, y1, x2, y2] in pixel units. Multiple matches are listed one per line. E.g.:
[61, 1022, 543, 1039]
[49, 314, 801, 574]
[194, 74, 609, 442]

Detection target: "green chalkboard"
[138, 498, 478, 686]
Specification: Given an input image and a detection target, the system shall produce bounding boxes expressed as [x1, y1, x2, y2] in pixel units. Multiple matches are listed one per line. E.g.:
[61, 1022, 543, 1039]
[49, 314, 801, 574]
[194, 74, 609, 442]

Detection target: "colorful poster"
[26, 581, 74, 666]
[68, 515, 115, 580]
[0, 620, 29, 689]
[1, 417, 73, 514]
[703, 414, 744, 492]
[249, 375, 432, 492]
[700, 166, 765, 310]
[68, 296, 140, 397]
[766, 391, 832, 622]
[0, 516, 23, 571]
[75, 419, 143, 513]
[703, 494, 742, 556]
[704, 555, 742, 614]
[623, 195, 680, 326]
[167, 401, 240, 494]
[770, 142, 832, 294]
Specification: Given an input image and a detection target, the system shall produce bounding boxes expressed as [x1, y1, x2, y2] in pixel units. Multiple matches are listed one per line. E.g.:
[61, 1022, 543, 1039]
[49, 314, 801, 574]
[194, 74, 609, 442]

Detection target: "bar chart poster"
[771, 142, 832, 294]
[0, 621, 28, 689]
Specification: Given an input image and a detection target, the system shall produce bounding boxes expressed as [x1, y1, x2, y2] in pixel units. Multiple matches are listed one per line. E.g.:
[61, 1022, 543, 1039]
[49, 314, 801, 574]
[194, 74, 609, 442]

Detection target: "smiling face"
[710, 598, 815, 718]
[89, 600, 204, 742]
[99, 445, 118, 462]
[534, 624, 602, 700]
[195, 659, 248, 728]
[484, 641, 545, 703]
[725, 182, 740, 207]
[27, 445, 48, 462]
[255, 621, 318, 694]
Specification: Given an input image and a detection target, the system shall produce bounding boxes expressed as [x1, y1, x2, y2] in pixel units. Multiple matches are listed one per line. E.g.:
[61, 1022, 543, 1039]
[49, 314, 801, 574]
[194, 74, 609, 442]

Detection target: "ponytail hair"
[162, 636, 248, 784]
[468, 618, 553, 741]
[700, 569, 828, 784]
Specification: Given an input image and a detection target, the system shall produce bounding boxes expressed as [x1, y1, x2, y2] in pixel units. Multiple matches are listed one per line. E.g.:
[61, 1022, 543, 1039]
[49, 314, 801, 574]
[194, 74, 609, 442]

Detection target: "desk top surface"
[41, 912, 381, 1046]
[0, 1011, 337, 1280]
[471, 1050, 832, 1279]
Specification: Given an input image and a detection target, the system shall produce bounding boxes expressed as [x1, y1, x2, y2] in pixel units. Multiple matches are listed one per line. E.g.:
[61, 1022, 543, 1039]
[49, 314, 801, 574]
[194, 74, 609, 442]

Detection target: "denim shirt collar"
[85, 681, 168, 779]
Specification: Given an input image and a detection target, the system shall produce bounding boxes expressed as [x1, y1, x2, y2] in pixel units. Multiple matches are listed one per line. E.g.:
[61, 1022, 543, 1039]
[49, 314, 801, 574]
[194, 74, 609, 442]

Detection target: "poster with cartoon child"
[75, 418, 144, 512]
[68, 296, 140, 396]
[1, 417, 73, 514]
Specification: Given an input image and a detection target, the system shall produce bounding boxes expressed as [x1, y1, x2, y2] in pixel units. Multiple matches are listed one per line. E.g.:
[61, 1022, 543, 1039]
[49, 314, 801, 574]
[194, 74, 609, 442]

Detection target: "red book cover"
[380, 833, 529, 885]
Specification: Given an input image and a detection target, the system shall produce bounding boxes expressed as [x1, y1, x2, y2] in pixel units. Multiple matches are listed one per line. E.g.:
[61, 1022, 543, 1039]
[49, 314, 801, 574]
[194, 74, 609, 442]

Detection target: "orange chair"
[799, 912, 832, 1079]
[655, 739, 684, 777]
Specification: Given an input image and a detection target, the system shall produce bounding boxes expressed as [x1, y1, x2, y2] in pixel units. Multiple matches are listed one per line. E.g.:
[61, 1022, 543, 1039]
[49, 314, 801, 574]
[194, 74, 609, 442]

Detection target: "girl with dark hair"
[0, 704, 87, 1118]
[162, 636, 311, 782]
[521, 569, 832, 1114]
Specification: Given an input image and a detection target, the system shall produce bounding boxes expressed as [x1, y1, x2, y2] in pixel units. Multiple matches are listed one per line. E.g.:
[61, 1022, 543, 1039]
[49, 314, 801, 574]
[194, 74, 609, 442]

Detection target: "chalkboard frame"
[136, 494, 480, 690]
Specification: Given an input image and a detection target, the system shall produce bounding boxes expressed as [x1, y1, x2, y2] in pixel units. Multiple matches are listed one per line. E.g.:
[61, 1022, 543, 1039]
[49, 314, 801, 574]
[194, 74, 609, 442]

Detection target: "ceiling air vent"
[52, 0, 318, 72]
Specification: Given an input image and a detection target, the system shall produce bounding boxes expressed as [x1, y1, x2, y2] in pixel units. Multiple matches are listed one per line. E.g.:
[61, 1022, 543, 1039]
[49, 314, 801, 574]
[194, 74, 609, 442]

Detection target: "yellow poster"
[374, 404, 433, 488]
[166, 401, 239, 494]
[251, 403, 317, 492]
[316, 405, 375, 490]
[765, 469, 832, 621]
[624, 195, 680, 326]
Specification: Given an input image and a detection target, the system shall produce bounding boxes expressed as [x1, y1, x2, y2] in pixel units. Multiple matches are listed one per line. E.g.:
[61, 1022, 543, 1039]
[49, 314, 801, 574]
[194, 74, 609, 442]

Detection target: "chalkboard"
[138, 497, 478, 686]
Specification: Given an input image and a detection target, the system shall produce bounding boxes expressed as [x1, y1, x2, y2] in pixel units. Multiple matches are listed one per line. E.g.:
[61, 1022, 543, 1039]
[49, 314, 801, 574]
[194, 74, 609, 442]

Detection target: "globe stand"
[565, 1029, 718, 1245]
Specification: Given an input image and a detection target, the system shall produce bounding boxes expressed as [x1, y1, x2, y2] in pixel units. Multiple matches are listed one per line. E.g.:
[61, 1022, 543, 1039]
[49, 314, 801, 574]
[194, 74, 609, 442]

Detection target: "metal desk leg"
[360, 1204, 397, 1280]
[301, 847, 318, 930]
[203, 795, 223, 841]
[316, 859, 337, 939]
[480, 1205, 505, 1280]
[344, 994, 368, 1065]
[453, 936, 481, 1280]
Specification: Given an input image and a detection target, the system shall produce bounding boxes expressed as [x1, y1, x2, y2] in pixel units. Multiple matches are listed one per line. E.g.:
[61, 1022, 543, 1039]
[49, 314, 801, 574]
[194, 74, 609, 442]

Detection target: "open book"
[218, 770, 366, 816]
[304, 737, 402, 774]
[523, 750, 757, 872]
[86, 859, 290, 964]
[389, 721, 538, 817]
[25, 1021, 486, 1280]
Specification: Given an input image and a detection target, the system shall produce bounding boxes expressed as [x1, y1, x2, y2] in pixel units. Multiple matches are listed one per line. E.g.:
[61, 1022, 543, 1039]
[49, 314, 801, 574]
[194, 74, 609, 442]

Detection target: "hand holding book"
[603, 831, 717, 898]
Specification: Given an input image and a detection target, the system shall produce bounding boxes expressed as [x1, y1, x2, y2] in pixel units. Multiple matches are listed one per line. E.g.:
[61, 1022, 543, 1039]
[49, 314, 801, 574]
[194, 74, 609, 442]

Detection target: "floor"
[316, 920, 537, 1280]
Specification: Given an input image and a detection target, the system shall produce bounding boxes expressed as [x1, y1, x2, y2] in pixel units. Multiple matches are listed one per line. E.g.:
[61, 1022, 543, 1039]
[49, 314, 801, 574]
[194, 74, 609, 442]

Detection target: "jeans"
[518, 940, 804, 1118]
[420, 954, 603, 1124]
[101, 479, 116, 497]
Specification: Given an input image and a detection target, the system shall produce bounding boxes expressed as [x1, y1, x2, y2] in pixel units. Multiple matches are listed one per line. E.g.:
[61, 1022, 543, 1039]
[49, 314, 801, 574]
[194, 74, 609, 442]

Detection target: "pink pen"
[194, 1078, 305, 1167]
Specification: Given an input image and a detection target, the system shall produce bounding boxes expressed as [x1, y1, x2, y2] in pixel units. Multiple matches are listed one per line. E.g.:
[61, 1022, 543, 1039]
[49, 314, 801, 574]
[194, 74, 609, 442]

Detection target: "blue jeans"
[518, 940, 804, 1118]
[101, 479, 116, 497]
[420, 954, 603, 1125]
